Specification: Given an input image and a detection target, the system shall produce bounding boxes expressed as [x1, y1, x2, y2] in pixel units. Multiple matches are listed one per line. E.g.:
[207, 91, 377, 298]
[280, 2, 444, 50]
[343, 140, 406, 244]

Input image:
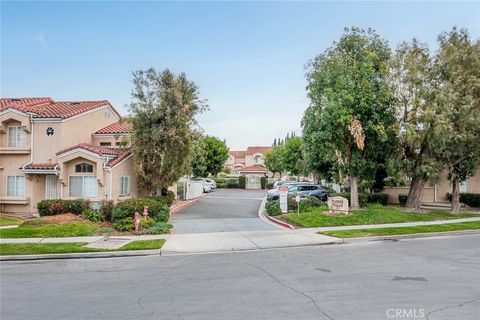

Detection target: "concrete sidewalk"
[161, 230, 341, 255]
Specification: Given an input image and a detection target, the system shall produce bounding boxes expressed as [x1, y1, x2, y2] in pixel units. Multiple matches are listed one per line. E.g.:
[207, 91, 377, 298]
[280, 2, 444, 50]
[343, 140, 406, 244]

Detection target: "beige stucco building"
[0, 97, 137, 216]
[225, 146, 272, 189]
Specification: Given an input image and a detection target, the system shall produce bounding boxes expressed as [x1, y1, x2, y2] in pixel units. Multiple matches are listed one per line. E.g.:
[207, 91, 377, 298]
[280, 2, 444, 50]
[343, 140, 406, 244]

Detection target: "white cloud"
[34, 31, 47, 48]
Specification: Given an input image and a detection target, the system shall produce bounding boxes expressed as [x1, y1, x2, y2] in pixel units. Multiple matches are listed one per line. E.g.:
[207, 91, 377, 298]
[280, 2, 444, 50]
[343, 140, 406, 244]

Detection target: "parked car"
[267, 183, 327, 201]
[204, 178, 217, 190]
[192, 178, 213, 193]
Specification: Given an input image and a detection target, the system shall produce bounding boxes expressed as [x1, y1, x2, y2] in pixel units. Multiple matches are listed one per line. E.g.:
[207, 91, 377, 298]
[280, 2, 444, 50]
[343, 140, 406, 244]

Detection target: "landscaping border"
[257, 198, 295, 230]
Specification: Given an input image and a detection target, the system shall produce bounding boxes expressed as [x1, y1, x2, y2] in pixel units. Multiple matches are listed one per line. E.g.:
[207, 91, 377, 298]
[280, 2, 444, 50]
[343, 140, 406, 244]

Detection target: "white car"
[192, 178, 214, 193]
[205, 178, 217, 190]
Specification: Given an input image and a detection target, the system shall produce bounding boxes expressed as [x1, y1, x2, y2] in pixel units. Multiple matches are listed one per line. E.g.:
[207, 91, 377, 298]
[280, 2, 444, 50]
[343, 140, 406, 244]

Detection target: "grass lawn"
[0, 221, 99, 238]
[0, 214, 24, 227]
[0, 239, 166, 255]
[283, 206, 479, 228]
[321, 221, 480, 238]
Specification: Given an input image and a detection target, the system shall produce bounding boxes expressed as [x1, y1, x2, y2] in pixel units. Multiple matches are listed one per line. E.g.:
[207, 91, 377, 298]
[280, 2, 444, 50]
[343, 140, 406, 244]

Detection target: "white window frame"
[460, 180, 468, 193]
[69, 175, 98, 198]
[120, 176, 130, 196]
[7, 126, 26, 148]
[6, 176, 25, 196]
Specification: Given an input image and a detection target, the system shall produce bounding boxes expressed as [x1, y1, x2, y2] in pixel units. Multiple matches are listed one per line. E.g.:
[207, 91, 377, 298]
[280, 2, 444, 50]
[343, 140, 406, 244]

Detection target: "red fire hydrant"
[143, 206, 149, 221]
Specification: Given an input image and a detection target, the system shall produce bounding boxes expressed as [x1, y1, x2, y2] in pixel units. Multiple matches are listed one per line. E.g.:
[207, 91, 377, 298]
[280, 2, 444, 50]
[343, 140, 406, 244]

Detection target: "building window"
[100, 142, 112, 146]
[120, 176, 130, 196]
[254, 155, 262, 163]
[8, 127, 26, 148]
[69, 176, 97, 197]
[7, 176, 25, 196]
[75, 163, 94, 173]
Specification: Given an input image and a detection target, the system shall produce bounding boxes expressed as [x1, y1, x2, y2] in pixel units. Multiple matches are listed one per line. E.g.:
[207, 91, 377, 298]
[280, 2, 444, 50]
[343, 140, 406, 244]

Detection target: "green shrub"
[447, 193, 480, 207]
[261, 176, 266, 189]
[139, 221, 173, 234]
[303, 196, 324, 207]
[113, 217, 134, 231]
[266, 182, 274, 189]
[112, 198, 169, 224]
[265, 200, 282, 216]
[100, 200, 114, 222]
[287, 195, 321, 213]
[239, 176, 246, 189]
[399, 194, 408, 206]
[216, 182, 226, 188]
[226, 181, 239, 188]
[332, 192, 368, 207]
[82, 209, 103, 222]
[37, 199, 90, 216]
[324, 187, 336, 196]
[367, 193, 389, 206]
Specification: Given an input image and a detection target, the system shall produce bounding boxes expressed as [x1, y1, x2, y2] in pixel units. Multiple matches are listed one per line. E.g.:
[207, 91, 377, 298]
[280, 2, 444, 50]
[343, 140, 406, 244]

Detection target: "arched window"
[254, 155, 262, 163]
[75, 163, 93, 173]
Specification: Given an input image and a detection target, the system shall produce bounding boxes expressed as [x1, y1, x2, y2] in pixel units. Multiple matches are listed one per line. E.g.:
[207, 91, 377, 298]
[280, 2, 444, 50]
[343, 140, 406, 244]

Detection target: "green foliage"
[113, 217, 134, 232]
[266, 182, 274, 189]
[447, 193, 480, 208]
[303, 27, 397, 206]
[139, 222, 173, 234]
[82, 209, 103, 223]
[111, 198, 170, 231]
[288, 195, 325, 213]
[282, 137, 303, 176]
[238, 176, 246, 189]
[129, 68, 208, 194]
[37, 199, 90, 216]
[0, 222, 99, 238]
[398, 194, 408, 206]
[433, 28, 480, 211]
[260, 177, 266, 189]
[190, 134, 229, 177]
[265, 200, 282, 216]
[264, 147, 284, 175]
[366, 193, 389, 206]
[100, 200, 114, 222]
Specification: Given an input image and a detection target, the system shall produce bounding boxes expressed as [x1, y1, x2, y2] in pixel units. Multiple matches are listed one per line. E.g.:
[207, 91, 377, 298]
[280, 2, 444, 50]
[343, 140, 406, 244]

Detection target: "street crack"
[425, 298, 478, 320]
[247, 263, 334, 320]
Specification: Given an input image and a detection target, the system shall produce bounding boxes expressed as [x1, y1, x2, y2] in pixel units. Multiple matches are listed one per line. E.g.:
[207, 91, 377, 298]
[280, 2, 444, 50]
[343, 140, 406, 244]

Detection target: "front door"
[246, 174, 261, 189]
[45, 175, 57, 199]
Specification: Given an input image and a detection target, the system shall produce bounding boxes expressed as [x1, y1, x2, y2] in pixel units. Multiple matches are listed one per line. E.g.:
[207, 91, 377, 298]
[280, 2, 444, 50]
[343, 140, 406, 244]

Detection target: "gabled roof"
[0, 97, 120, 119]
[246, 146, 271, 155]
[56, 143, 131, 167]
[238, 165, 268, 172]
[94, 120, 133, 134]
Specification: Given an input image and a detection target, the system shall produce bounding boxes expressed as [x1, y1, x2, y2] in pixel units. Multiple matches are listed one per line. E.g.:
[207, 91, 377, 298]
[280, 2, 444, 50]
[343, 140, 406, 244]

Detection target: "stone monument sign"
[327, 196, 349, 215]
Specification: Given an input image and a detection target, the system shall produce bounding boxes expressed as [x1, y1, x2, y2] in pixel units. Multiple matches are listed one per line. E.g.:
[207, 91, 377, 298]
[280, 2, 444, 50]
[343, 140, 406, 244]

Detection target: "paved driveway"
[171, 189, 278, 234]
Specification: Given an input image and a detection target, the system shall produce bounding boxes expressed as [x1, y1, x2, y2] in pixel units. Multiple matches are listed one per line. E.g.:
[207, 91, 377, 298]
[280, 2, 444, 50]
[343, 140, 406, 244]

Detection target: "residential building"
[0, 97, 137, 216]
[225, 146, 272, 189]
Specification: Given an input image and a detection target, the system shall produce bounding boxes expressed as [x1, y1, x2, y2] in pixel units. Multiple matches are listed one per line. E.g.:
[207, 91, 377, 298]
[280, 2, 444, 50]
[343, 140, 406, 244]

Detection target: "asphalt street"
[1, 234, 479, 320]
[171, 189, 277, 233]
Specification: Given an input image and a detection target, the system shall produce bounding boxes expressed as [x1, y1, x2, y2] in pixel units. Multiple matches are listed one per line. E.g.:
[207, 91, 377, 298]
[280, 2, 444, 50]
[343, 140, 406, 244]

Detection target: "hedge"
[265, 200, 282, 216]
[447, 193, 480, 207]
[399, 194, 408, 206]
[288, 195, 324, 212]
[37, 199, 90, 216]
[239, 176, 246, 189]
[112, 198, 170, 226]
[260, 177, 266, 189]
[367, 193, 389, 206]
[266, 182, 274, 189]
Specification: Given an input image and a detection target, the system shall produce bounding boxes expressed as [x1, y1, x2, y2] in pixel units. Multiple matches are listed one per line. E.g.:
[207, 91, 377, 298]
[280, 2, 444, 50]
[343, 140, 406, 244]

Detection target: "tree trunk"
[405, 177, 426, 212]
[350, 176, 360, 209]
[451, 174, 460, 213]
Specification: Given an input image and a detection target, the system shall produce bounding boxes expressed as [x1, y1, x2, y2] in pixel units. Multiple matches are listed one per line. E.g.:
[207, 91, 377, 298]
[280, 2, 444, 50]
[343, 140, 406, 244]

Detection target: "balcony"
[0, 147, 31, 155]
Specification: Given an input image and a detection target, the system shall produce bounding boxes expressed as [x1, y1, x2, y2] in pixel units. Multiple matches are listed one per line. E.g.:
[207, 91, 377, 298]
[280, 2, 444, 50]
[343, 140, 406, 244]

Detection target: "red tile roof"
[22, 163, 58, 170]
[56, 143, 131, 167]
[94, 120, 133, 134]
[246, 146, 272, 155]
[229, 151, 246, 158]
[0, 97, 120, 119]
[238, 165, 268, 172]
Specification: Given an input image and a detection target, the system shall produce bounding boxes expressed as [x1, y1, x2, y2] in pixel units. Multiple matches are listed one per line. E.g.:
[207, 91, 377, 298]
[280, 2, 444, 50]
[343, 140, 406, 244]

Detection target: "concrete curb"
[342, 229, 480, 243]
[169, 198, 199, 218]
[257, 197, 294, 230]
[0, 249, 161, 261]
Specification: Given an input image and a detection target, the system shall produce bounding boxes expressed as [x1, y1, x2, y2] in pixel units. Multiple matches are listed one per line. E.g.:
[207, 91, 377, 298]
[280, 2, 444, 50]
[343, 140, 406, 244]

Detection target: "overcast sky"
[1, 1, 479, 150]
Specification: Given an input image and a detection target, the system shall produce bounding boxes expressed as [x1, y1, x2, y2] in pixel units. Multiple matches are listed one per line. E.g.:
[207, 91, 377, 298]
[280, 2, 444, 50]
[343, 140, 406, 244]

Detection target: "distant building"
[225, 146, 272, 189]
